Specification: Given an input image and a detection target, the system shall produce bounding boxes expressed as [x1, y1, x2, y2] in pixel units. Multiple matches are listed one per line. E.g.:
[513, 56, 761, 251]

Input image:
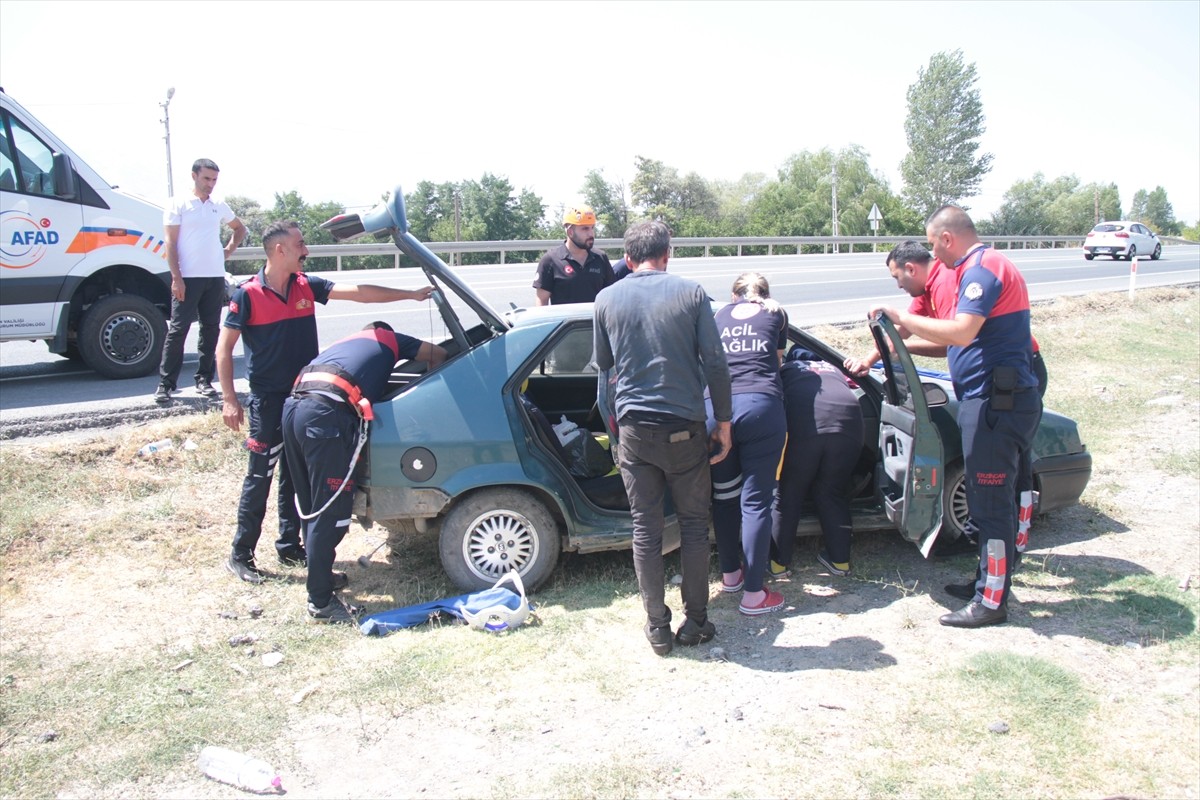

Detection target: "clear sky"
[2, 0, 1197, 227]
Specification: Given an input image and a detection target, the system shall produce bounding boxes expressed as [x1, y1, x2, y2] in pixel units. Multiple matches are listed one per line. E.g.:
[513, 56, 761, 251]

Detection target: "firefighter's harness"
[290, 364, 374, 521]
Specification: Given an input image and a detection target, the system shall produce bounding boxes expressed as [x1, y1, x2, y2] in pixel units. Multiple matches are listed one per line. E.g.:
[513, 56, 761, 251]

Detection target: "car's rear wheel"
[942, 460, 970, 541]
[439, 488, 561, 592]
[1127, 245, 1137, 261]
[1083, 253, 1094, 261]
[1152, 243, 1162, 260]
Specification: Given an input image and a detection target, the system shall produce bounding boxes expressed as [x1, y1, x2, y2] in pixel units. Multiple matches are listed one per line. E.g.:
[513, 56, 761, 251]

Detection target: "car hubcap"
[100, 313, 154, 364]
[461, 509, 539, 581]
[951, 474, 970, 534]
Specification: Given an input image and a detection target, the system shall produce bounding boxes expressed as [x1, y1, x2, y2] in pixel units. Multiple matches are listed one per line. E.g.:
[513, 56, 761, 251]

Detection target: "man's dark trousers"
[159, 275, 225, 388]
[231, 390, 304, 563]
[616, 419, 712, 629]
[283, 394, 359, 608]
[959, 390, 1042, 609]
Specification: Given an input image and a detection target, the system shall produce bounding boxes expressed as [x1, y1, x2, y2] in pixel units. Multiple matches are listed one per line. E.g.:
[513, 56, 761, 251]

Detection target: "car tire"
[77, 294, 166, 379]
[1152, 243, 1162, 260]
[942, 459, 970, 542]
[1083, 253, 1094, 261]
[438, 488, 561, 592]
[1127, 245, 1137, 261]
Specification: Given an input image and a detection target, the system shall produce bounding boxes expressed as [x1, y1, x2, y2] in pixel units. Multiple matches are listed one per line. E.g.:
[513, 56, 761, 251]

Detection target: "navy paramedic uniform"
[283, 327, 422, 610]
[770, 358, 864, 568]
[705, 301, 788, 594]
[949, 245, 1042, 611]
[223, 270, 334, 565]
[532, 243, 615, 304]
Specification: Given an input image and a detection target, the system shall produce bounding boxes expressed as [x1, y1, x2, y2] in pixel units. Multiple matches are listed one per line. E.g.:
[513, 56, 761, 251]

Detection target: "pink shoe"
[739, 590, 785, 616]
[721, 569, 744, 593]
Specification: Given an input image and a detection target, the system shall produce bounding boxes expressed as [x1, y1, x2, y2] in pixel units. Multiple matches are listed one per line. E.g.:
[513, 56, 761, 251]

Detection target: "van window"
[3, 114, 57, 197]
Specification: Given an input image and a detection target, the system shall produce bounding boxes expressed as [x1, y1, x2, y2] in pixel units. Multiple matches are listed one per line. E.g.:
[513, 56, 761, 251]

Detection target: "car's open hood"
[321, 187, 510, 340]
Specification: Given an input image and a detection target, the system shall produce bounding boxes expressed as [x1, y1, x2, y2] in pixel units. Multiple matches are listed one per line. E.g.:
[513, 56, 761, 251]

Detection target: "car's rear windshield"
[1093, 223, 1124, 232]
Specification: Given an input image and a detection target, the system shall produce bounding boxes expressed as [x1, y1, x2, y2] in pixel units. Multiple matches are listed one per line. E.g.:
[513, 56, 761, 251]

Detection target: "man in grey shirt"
[594, 220, 733, 656]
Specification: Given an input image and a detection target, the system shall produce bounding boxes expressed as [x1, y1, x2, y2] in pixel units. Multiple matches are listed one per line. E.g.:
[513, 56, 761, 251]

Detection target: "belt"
[293, 367, 374, 421]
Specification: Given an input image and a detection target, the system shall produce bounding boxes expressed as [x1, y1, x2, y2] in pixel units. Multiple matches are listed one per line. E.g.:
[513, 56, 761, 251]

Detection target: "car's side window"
[546, 326, 597, 375]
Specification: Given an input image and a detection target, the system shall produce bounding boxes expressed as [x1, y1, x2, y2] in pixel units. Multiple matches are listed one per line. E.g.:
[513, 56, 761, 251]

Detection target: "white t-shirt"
[164, 195, 236, 278]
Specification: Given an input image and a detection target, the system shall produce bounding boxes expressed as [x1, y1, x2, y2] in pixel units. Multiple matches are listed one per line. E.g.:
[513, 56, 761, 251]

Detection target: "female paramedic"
[705, 273, 788, 615]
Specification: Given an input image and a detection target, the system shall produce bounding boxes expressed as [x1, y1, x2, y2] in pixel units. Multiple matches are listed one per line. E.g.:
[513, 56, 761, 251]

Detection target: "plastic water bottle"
[138, 438, 174, 457]
[197, 746, 282, 793]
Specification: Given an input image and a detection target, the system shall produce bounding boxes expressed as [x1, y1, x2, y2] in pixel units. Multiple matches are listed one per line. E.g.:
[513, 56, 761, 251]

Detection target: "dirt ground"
[3, 294, 1199, 799]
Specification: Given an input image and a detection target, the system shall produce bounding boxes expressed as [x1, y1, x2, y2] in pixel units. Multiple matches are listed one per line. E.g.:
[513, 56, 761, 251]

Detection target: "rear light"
[1115, 232, 1129, 238]
[1086, 232, 1094, 238]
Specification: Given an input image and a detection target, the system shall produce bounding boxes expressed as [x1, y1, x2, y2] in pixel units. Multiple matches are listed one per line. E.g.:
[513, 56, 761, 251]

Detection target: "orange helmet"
[563, 205, 597, 227]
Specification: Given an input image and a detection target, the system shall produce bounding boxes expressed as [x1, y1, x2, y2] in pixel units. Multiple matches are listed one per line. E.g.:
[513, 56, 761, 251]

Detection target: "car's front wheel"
[439, 488, 562, 592]
[1152, 243, 1162, 260]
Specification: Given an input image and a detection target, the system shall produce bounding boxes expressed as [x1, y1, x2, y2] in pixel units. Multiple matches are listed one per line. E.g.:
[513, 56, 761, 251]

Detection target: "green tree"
[269, 190, 343, 246]
[224, 195, 267, 247]
[629, 156, 720, 234]
[745, 147, 918, 248]
[900, 50, 993, 217]
[1130, 186, 1180, 235]
[580, 169, 628, 237]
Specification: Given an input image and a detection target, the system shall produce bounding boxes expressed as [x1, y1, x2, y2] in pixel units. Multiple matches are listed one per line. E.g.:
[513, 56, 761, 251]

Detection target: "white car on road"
[1083, 220, 1162, 261]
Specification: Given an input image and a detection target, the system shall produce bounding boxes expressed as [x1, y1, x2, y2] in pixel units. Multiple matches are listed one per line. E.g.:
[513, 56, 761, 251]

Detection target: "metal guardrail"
[226, 234, 1197, 270]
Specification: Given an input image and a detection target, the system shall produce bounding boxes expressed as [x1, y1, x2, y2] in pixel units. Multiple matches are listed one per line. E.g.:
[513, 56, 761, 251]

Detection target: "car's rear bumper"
[1034, 450, 1093, 514]
[1084, 245, 1127, 256]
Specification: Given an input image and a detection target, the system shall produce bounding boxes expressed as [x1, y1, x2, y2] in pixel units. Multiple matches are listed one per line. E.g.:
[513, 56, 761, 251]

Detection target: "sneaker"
[331, 571, 349, 591]
[675, 618, 716, 646]
[720, 568, 744, 593]
[644, 621, 673, 656]
[153, 383, 174, 405]
[307, 595, 361, 625]
[768, 560, 792, 580]
[226, 555, 265, 585]
[278, 547, 308, 568]
[195, 377, 219, 398]
[739, 590, 785, 616]
[816, 550, 851, 577]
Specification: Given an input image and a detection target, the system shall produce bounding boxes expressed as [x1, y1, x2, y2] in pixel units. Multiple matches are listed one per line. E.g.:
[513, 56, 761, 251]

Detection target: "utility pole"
[159, 87, 175, 198]
[831, 164, 839, 255]
[453, 191, 461, 267]
[1094, 186, 1100, 225]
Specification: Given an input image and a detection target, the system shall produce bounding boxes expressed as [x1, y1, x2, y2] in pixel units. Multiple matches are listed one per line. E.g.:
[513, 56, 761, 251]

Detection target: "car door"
[868, 315, 945, 556]
[1134, 224, 1155, 255]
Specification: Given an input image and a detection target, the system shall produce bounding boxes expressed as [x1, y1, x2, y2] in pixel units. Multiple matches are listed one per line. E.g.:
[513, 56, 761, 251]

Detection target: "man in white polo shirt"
[154, 158, 247, 404]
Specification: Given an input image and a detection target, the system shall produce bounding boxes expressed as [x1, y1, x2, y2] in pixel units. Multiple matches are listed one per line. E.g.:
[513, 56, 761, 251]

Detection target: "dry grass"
[0, 288, 1197, 799]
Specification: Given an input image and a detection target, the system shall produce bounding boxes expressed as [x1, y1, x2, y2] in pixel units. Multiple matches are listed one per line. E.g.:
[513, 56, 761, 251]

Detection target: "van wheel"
[439, 488, 561, 592]
[943, 460, 969, 541]
[77, 294, 165, 379]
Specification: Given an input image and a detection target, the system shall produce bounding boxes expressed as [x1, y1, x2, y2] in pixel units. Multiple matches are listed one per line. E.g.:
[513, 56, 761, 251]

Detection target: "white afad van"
[0, 88, 170, 378]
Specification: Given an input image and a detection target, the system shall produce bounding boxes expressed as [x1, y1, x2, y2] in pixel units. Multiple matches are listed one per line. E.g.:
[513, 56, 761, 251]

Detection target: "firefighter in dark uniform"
[283, 322, 446, 623]
[874, 206, 1042, 628]
[770, 352, 865, 578]
[706, 272, 789, 616]
[532, 205, 615, 306]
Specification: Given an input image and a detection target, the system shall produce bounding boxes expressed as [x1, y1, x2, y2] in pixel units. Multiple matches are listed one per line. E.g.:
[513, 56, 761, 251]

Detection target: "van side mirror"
[52, 152, 77, 200]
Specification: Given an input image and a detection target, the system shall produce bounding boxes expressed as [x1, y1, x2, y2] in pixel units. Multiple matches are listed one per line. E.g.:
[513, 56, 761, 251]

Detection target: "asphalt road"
[2, 245, 1196, 439]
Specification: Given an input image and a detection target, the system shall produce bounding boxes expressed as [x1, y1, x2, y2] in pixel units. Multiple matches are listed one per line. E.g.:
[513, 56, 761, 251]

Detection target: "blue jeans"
[617, 418, 712, 629]
[707, 393, 786, 593]
[231, 390, 303, 563]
